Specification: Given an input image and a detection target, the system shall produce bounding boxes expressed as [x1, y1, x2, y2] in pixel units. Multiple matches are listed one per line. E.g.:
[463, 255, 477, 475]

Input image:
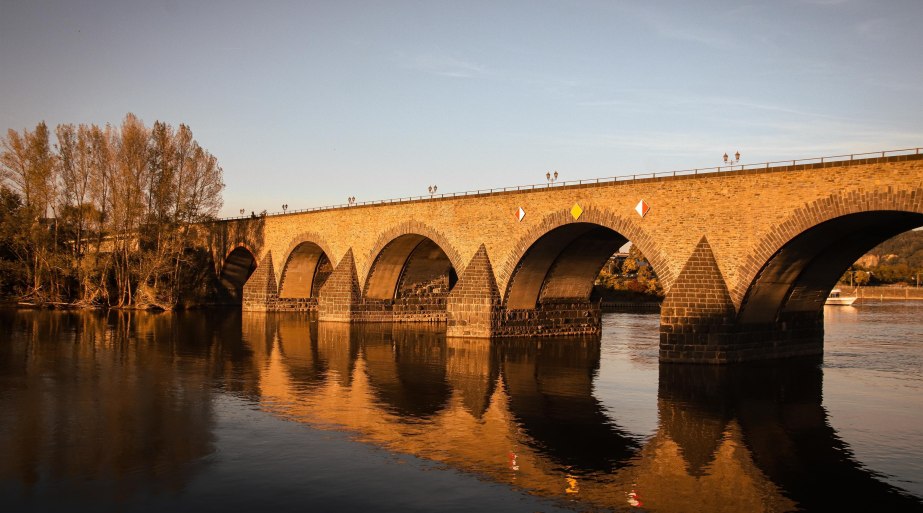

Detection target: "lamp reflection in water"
[252, 319, 922, 512]
[2, 310, 920, 512]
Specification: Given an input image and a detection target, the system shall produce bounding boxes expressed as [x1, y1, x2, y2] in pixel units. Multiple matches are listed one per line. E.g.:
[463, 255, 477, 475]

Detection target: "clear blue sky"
[2, 0, 921, 217]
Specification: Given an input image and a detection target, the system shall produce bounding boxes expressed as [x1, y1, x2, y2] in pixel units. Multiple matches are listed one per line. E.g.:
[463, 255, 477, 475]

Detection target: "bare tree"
[111, 114, 149, 307]
[0, 123, 57, 298]
[1, 114, 224, 308]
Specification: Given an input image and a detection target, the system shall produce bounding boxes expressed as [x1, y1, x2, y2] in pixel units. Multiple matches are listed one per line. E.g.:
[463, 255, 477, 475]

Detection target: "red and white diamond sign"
[516, 207, 526, 222]
[635, 199, 650, 218]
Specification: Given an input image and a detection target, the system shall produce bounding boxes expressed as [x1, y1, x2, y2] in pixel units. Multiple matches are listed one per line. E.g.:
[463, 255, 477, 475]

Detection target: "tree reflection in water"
[0, 309, 920, 512]
[0, 310, 223, 496]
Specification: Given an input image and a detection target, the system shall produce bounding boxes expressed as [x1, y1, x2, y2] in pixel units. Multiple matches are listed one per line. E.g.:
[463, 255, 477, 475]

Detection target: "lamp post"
[239, 208, 245, 216]
[723, 150, 741, 169]
[282, 204, 288, 214]
[347, 196, 356, 206]
[546, 170, 559, 186]
[428, 185, 438, 197]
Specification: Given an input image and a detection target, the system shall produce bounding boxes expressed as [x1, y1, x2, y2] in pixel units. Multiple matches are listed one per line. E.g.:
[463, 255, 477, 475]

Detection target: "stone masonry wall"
[249, 156, 920, 311]
[316, 250, 361, 321]
[498, 301, 601, 337]
[660, 237, 826, 363]
[242, 251, 278, 312]
[446, 245, 501, 337]
[224, 154, 923, 362]
[391, 243, 453, 322]
[659, 238, 739, 363]
[855, 286, 923, 300]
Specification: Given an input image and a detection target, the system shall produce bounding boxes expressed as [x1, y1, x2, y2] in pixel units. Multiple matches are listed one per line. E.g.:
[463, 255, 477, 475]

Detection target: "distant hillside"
[866, 229, 923, 267]
[851, 228, 923, 284]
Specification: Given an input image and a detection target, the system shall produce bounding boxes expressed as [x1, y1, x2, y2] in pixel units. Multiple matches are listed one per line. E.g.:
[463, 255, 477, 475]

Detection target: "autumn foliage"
[593, 245, 664, 302]
[0, 114, 224, 308]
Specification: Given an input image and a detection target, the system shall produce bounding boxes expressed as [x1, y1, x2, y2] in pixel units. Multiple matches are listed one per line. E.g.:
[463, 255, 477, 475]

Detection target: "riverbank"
[600, 301, 661, 312]
[844, 286, 923, 301]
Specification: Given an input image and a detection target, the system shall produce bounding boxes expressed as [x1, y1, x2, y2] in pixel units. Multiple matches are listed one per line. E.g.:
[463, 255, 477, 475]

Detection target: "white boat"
[826, 288, 857, 306]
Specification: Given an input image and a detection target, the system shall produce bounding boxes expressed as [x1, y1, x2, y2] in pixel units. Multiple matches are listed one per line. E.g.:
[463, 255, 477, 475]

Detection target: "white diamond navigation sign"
[635, 199, 650, 218]
[516, 207, 526, 222]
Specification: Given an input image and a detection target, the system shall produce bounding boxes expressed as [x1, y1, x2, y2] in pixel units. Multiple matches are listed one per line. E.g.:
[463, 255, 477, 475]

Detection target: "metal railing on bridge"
[220, 146, 922, 221]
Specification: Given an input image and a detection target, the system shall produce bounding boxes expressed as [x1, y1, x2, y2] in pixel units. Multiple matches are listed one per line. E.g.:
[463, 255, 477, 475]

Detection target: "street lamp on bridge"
[347, 196, 356, 206]
[723, 151, 741, 169]
[428, 185, 438, 196]
[546, 170, 559, 185]
[282, 204, 288, 214]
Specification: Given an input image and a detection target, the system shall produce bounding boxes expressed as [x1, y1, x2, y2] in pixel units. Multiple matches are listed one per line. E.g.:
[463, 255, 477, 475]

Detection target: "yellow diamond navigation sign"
[570, 203, 583, 220]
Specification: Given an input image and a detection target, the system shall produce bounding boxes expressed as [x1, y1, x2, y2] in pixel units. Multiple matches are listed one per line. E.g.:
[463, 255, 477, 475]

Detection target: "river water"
[0, 302, 920, 512]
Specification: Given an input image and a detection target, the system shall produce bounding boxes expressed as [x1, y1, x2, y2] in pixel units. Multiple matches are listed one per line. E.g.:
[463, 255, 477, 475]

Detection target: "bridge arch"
[278, 232, 336, 299]
[363, 231, 460, 305]
[734, 187, 923, 324]
[361, 221, 464, 283]
[499, 207, 672, 309]
[220, 244, 258, 301]
[362, 222, 462, 299]
[359, 224, 462, 322]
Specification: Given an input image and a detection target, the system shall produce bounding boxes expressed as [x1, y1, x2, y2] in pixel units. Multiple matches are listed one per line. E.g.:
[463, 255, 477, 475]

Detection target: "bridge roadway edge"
[209, 153, 923, 363]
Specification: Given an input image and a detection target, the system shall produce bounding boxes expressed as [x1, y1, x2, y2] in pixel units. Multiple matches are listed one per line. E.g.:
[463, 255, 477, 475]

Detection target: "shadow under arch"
[362, 227, 461, 321]
[499, 208, 673, 309]
[736, 210, 923, 326]
[503, 223, 626, 310]
[361, 221, 464, 283]
[278, 236, 334, 301]
[220, 245, 257, 302]
[733, 187, 923, 309]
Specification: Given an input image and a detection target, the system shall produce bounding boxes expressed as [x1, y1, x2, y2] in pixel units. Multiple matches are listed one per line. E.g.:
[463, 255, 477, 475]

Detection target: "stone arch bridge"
[207, 152, 923, 363]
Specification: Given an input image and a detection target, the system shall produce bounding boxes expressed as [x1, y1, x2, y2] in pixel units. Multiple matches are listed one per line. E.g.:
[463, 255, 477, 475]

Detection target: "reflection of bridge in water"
[1, 310, 918, 511]
[245, 314, 923, 512]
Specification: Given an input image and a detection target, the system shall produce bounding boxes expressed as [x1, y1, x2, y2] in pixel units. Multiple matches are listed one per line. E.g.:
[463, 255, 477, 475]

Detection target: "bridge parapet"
[209, 151, 923, 363]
